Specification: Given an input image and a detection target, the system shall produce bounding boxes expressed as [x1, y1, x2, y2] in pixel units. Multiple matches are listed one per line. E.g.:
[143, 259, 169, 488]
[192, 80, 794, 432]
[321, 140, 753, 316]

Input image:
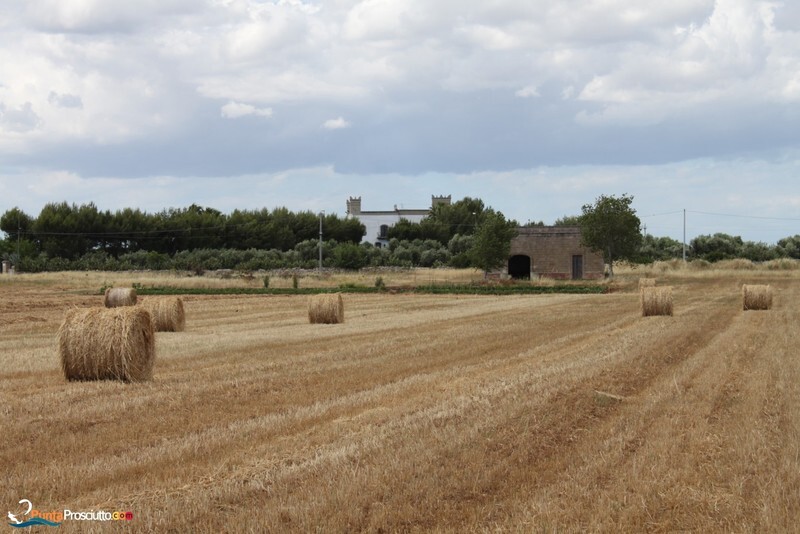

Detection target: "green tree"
[105, 207, 151, 255]
[553, 215, 582, 226]
[34, 202, 94, 259]
[323, 213, 365, 244]
[579, 194, 642, 276]
[740, 241, 778, 262]
[0, 207, 35, 264]
[331, 242, 369, 270]
[386, 218, 425, 241]
[447, 233, 474, 268]
[690, 233, 743, 262]
[0, 207, 34, 241]
[777, 235, 800, 259]
[637, 234, 684, 263]
[469, 210, 517, 274]
[429, 197, 485, 240]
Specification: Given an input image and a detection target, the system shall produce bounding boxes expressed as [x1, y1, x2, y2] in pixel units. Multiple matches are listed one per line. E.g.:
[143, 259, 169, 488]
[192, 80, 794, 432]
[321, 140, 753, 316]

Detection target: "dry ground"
[1, 269, 799, 532]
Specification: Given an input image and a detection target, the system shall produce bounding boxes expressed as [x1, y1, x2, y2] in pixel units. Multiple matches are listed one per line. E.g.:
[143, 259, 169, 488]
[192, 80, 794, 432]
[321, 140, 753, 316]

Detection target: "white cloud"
[322, 117, 350, 130]
[220, 101, 273, 119]
[0, 0, 798, 210]
[25, 170, 83, 196]
[574, 0, 787, 123]
[456, 24, 521, 51]
[515, 85, 540, 98]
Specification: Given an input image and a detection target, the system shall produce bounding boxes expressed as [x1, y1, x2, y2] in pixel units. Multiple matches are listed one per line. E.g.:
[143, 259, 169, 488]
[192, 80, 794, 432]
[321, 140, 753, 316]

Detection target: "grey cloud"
[0, 0, 797, 185]
[773, 3, 800, 31]
[0, 101, 42, 133]
[25, 0, 199, 34]
[48, 91, 83, 109]
[12, 83, 796, 181]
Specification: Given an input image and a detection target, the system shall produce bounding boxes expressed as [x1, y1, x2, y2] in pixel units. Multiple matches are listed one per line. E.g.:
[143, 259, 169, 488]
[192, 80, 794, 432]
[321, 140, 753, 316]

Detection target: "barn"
[508, 226, 605, 280]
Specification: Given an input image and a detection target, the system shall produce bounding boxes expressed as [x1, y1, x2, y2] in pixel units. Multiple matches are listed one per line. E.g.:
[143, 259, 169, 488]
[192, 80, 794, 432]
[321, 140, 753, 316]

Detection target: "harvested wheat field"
[1, 269, 800, 532]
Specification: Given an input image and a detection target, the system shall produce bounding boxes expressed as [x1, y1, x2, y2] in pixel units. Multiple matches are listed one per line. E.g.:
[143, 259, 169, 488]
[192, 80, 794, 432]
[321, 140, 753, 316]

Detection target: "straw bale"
[104, 287, 137, 308]
[308, 293, 345, 324]
[641, 286, 673, 317]
[742, 284, 772, 311]
[58, 307, 155, 382]
[141, 297, 186, 332]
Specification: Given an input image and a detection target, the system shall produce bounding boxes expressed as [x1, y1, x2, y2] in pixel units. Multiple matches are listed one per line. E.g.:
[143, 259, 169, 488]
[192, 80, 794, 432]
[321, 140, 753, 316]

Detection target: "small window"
[379, 224, 389, 239]
[374, 242, 382, 248]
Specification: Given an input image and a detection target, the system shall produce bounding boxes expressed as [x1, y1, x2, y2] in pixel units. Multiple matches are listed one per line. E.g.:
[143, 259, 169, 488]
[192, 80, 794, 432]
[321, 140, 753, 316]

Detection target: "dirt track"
[1, 273, 798, 532]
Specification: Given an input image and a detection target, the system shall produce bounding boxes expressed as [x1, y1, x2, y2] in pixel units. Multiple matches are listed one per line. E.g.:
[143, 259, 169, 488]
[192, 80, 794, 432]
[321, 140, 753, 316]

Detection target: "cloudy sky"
[1, 0, 799, 243]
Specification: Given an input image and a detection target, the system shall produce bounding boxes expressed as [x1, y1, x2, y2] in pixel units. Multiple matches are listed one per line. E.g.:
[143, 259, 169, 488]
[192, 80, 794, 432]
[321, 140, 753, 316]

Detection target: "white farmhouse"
[346, 195, 451, 248]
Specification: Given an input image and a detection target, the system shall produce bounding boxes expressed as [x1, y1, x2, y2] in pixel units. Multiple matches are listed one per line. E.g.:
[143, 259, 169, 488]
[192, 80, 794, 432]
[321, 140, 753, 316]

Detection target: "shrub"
[331, 242, 369, 270]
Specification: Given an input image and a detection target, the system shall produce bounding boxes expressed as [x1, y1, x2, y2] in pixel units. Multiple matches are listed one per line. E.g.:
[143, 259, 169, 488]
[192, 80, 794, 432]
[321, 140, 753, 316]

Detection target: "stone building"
[508, 226, 605, 280]
[346, 195, 451, 248]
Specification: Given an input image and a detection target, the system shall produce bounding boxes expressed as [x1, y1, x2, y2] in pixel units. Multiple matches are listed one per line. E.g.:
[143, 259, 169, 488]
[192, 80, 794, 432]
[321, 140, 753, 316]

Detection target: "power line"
[687, 210, 800, 222]
[640, 210, 684, 218]
[642, 209, 800, 222]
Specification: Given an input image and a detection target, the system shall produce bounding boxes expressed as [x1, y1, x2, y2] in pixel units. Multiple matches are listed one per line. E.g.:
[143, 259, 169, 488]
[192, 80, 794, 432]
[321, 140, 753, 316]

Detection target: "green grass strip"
[121, 284, 606, 296]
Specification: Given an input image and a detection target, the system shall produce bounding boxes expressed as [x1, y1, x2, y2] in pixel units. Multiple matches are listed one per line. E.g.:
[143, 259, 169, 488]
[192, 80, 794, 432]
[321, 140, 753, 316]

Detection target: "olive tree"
[579, 194, 642, 277]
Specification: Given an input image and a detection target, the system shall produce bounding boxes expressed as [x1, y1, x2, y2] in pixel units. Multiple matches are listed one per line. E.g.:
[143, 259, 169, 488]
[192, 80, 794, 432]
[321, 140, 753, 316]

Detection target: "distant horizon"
[3, 189, 797, 247]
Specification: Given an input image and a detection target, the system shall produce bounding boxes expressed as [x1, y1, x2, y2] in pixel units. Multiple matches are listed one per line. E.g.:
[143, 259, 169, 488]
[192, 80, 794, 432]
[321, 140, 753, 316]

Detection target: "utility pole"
[16, 214, 21, 270]
[318, 210, 324, 271]
[682, 209, 686, 262]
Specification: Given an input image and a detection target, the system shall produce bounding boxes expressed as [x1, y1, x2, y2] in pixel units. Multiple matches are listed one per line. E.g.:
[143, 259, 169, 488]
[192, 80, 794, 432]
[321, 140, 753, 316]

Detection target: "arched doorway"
[508, 255, 531, 279]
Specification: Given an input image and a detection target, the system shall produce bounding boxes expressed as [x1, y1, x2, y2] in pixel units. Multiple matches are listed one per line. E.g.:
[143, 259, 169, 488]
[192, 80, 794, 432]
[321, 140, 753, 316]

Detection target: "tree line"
[638, 233, 800, 263]
[554, 195, 800, 266]
[1, 197, 797, 273]
[0, 202, 365, 260]
[0, 197, 517, 273]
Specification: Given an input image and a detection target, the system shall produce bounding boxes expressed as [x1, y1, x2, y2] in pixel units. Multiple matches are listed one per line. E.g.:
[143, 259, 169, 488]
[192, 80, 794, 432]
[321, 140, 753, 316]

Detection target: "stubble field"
[1, 267, 799, 532]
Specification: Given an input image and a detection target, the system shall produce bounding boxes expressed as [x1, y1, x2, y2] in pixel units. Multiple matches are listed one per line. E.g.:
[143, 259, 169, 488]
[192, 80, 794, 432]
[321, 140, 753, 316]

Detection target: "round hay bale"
[58, 307, 155, 382]
[104, 287, 137, 308]
[641, 286, 673, 317]
[308, 293, 344, 324]
[742, 284, 772, 311]
[141, 297, 186, 332]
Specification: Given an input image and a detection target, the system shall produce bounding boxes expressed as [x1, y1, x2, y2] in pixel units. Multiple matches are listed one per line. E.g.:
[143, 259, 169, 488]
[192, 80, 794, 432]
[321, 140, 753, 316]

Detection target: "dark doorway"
[572, 255, 584, 280]
[508, 255, 531, 279]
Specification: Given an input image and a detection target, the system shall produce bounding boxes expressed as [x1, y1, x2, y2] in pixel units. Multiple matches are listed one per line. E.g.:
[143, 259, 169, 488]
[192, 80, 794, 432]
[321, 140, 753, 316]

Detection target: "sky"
[1, 0, 799, 244]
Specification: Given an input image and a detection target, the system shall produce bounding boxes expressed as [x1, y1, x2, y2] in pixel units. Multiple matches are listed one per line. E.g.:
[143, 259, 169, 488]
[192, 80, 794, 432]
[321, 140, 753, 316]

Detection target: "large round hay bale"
[141, 297, 186, 332]
[58, 307, 155, 382]
[104, 287, 137, 308]
[641, 286, 673, 317]
[742, 284, 772, 311]
[308, 293, 344, 324]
